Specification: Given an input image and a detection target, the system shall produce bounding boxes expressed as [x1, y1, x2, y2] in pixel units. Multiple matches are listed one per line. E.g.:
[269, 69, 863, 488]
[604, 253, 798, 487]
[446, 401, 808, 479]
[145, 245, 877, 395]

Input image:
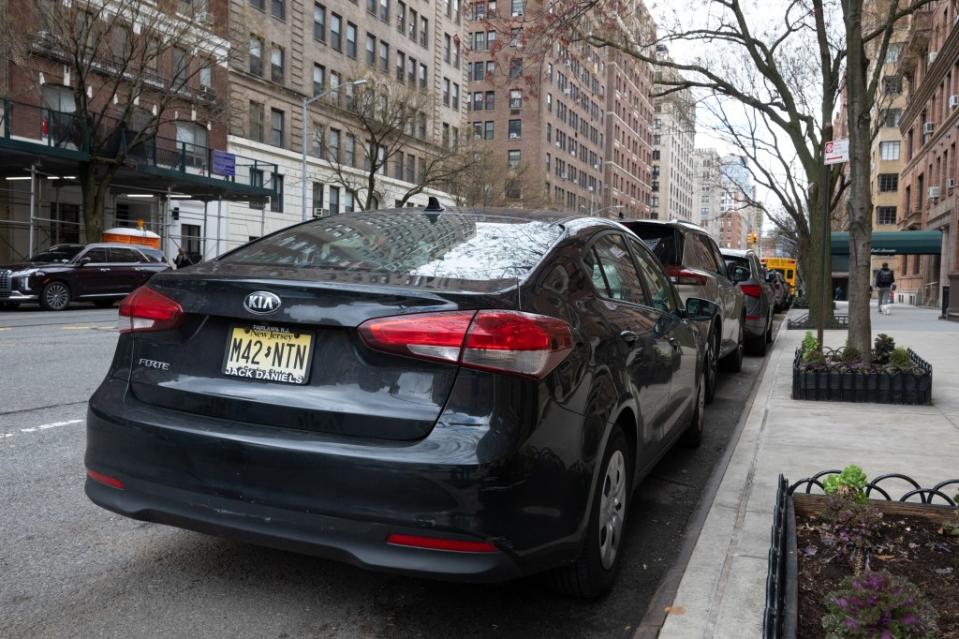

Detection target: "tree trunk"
[843, 0, 874, 363]
[79, 163, 105, 243]
[806, 192, 832, 332]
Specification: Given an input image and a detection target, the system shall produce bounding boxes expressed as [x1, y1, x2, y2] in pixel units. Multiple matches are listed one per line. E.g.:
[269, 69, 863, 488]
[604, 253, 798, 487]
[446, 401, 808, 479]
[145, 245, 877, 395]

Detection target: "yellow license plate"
[223, 325, 313, 384]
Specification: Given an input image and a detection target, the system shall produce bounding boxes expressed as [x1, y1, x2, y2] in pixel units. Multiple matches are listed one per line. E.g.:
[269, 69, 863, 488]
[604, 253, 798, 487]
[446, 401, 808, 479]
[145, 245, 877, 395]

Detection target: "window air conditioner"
[947, 178, 957, 190]
[313, 207, 330, 217]
[929, 51, 938, 65]
[509, 132, 519, 139]
[923, 122, 935, 135]
[928, 185, 941, 200]
[950, 95, 959, 109]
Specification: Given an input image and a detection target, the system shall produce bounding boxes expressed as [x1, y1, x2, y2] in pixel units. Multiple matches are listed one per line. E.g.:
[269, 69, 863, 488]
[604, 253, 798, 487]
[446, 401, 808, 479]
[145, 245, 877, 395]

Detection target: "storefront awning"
[831, 231, 942, 256]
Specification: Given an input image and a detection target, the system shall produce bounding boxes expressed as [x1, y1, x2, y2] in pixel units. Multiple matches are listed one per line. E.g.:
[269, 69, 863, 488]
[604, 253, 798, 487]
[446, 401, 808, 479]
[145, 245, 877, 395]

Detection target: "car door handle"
[99, 268, 110, 272]
[620, 330, 638, 344]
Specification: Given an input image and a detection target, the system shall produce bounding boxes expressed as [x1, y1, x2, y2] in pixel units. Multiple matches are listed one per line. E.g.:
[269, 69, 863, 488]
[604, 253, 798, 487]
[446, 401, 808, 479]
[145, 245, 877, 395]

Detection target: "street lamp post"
[300, 79, 368, 222]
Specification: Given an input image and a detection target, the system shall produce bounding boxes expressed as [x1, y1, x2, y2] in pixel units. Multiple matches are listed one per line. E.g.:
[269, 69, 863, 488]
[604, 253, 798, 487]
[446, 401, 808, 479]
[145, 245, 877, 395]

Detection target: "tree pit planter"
[763, 472, 959, 639]
[792, 348, 932, 404]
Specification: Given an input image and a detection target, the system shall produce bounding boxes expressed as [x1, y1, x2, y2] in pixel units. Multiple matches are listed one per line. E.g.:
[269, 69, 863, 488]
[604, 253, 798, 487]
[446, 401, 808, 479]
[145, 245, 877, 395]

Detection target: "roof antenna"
[424, 196, 445, 212]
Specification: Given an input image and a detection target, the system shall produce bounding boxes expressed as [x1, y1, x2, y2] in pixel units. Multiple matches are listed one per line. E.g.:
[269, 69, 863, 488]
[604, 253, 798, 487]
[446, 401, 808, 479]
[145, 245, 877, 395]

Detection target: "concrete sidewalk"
[658, 303, 959, 638]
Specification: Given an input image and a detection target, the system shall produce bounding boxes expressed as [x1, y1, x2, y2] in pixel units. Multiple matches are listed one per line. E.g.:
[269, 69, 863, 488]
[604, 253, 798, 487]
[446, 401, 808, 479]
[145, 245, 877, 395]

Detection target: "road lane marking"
[11, 419, 84, 438]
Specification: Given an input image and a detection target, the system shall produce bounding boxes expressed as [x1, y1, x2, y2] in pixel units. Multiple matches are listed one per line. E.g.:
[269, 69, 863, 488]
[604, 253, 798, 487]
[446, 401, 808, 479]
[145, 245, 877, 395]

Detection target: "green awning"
[831, 231, 942, 256]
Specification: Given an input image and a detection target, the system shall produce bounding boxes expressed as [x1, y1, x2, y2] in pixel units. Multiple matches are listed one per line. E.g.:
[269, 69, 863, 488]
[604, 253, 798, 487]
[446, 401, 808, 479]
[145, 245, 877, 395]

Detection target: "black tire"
[93, 300, 117, 308]
[680, 370, 706, 448]
[766, 312, 774, 344]
[704, 326, 719, 404]
[547, 426, 631, 599]
[720, 317, 744, 372]
[40, 281, 71, 311]
[746, 322, 768, 356]
[0, 301, 19, 311]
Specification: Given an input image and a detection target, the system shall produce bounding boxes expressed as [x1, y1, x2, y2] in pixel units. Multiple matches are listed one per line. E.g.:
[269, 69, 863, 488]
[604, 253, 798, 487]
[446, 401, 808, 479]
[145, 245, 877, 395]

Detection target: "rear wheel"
[746, 317, 768, 356]
[720, 317, 744, 372]
[547, 426, 631, 599]
[40, 281, 71, 311]
[680, 370, 706, 447]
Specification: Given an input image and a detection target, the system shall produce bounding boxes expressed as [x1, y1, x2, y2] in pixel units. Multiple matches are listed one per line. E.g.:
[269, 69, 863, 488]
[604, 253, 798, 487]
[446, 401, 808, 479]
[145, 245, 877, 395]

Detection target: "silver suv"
[622, 220, 745, 402]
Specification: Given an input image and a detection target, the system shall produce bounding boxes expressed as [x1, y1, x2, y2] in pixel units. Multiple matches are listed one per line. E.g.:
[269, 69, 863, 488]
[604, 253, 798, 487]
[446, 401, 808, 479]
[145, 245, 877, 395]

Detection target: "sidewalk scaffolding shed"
[828, 230, 943, 297]
[101, 227, 161, 249]
[0, 99, 279, 261]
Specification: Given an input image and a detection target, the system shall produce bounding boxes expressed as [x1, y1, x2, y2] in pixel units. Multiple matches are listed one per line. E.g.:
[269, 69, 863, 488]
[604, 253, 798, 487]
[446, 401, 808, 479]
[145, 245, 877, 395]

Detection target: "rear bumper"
[85, 377, 591, 581]
[86, 475, 523, 582]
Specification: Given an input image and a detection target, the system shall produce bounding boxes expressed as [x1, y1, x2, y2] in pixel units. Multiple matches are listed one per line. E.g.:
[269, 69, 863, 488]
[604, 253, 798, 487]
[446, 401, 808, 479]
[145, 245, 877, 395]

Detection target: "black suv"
[0, 243, 170, 311]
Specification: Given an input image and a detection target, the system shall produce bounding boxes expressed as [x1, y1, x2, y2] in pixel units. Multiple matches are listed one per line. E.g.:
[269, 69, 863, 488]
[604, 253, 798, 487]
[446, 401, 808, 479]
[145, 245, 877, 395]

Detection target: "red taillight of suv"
[664, 265, 708, 287]
[358, 310, 574, 379]
[118, 286, 184, 334]
[740, 284, 763, 298]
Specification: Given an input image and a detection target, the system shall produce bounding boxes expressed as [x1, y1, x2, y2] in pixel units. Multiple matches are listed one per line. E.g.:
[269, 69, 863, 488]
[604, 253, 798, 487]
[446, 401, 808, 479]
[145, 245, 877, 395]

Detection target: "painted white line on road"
[17, 419, 84, 435]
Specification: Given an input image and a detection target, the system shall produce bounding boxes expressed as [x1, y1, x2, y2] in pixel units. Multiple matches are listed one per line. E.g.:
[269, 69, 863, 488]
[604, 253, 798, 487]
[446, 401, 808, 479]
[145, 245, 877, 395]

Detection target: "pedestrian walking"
[174, 248, 193, 270]
[834, 285, 843, 301]
[875, 262, 895, 315]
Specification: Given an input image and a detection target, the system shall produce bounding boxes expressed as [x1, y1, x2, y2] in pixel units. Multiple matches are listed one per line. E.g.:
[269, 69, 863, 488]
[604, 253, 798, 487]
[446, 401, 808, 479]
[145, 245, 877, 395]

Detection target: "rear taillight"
[118, 286, 184, 334]
[386, 533, 497, 553]
[358, 310, 574, 379]
[86, 468, 125, 490]
[664, 265, 708, 287]
[740, 284, 763, 298]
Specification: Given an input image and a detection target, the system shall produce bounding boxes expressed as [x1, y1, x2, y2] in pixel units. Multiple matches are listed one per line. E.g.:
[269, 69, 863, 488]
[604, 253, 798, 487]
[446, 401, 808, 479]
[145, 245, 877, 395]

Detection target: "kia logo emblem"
[244, 291, 281, 315]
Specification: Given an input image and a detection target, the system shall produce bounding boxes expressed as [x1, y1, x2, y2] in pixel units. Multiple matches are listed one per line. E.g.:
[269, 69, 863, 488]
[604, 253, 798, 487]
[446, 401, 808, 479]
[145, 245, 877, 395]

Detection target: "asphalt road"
[0, 305, 779, 639]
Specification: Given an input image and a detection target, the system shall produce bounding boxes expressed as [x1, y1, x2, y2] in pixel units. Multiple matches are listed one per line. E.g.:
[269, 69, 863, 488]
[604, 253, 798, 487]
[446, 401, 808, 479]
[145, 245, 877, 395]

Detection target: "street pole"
[818, 163, 831, 349]
[300, 80, 368, 222]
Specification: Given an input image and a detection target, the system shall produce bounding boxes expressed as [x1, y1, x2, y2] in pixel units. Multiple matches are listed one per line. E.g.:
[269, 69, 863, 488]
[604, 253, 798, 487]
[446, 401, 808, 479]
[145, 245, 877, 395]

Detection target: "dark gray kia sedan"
[85, 206, 716, 598]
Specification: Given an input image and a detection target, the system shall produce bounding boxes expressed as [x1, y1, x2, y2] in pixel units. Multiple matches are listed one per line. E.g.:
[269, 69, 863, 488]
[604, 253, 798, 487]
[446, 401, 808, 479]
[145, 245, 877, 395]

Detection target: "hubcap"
[598, 450, 627, 570]
[46, 284, 68, 309]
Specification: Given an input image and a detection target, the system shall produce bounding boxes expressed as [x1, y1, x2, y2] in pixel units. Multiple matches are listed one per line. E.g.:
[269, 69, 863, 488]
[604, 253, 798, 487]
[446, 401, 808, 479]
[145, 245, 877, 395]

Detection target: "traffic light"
[747, 232, 758, 245]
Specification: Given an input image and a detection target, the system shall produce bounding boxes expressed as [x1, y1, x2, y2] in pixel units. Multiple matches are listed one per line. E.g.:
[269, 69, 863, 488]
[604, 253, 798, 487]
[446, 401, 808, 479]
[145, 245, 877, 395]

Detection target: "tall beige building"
[225, 0, 468, 246]
[651, 46, 695, 220]
[692, 148, 722, 236]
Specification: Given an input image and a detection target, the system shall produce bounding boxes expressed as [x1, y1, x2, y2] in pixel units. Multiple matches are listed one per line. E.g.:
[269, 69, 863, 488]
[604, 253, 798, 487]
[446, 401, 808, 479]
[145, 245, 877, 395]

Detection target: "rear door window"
[83, 248, 109, 263]
[684, 235, 713, 271]
[627, 224, 679, 266]
[627, 237, 677, 313]
[703, 237, 728, 277]
[109, 248, 140, 263]
[588, 234, 648, 305]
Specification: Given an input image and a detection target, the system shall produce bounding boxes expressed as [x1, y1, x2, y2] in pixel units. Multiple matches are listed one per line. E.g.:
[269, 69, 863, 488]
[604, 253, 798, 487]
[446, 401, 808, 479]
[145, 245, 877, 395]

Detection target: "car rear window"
[221, 212, 564, 285]
[623, 224, 679, 265]
[724, 256, 749, 272]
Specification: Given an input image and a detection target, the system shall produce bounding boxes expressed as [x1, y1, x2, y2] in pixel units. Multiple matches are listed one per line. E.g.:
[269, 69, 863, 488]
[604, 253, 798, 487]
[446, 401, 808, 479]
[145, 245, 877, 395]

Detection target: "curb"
[632, 317, 788, 639]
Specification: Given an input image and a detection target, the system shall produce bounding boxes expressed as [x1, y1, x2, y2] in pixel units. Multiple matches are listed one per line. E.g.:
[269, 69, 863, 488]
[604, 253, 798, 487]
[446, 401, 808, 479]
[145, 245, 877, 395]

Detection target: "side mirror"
[766, 273, 777, 283]
[77, 257, 92, 266]
[684, 297, 720, 322]
[731, 266, 751, 283]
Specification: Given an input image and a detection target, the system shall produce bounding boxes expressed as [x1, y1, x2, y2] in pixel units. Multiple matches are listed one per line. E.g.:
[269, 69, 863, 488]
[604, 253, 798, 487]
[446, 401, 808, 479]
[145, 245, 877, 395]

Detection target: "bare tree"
[453, 145, 548, 209]
[317, 76, 481, 210]
[4, 0, 226, 242]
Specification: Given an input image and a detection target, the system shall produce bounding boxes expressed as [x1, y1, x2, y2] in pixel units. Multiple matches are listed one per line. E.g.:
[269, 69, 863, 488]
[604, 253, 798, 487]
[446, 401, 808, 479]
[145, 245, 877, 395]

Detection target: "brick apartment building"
[226, 0, 467, 247]
[0, 0, 271, 262]
[898, 1, 959, 310]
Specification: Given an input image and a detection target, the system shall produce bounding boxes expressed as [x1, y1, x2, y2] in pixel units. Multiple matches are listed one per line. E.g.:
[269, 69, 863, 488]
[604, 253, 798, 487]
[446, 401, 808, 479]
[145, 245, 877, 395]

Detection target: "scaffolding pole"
[27, 165, 37, 257]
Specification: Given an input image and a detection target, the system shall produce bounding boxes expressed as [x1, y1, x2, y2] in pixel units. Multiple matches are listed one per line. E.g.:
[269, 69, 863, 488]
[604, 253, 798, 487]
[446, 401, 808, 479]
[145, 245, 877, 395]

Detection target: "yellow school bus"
[760, 257, 798, 289]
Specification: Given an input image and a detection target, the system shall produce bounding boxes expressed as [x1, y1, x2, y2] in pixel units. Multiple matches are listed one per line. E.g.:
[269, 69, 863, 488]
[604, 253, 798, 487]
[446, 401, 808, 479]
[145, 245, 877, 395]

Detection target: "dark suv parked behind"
[0, 243, 170, 310]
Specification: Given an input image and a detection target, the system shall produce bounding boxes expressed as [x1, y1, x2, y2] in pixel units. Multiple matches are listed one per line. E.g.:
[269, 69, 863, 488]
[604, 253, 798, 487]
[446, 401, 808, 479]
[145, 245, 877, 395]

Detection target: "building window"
[313, 64, 325, 95]
[419, 63, 427, 89]
[881, 109, 901, 128]
[345, 133, 356, 166]
[507, 150, 521, 169]
[344, 191, 355, 213]
[406, 153, 416, 182]
[409, 8, 417, 40]
[452, 83, 459, 109]
[485, 91, 495, 110]
[882, 75, 902, 94]
[313, 181, 324, 213]
[347, 23, 357, 58]
[509, 58, 523, 78]
[394, 152, 404, 179]
[380, 41, 390, 71]
[249, 101, 264, 142]
[484, 121, 494, 139]
[270, 108, 285, 147]
[330, 13, 342, 51]
[270, 174, 284, 212]
[271, 0, 285, 19]
[509, 89, 522, 109]
[444, 33, 451, 63]
[420, 16, 428, 47]
[366, 34, 376, 66]
[885, 43, 901, 64]
[879, 140, 900, 161]
[181, 224, 202, 263]
[508, 119, 521, 139]
[876, 206, 897, 225]
[173, 47, 189, 82]
[329, 186, 340, 214]
[511, 0, 523, 15]
[313, 3, 326, 41]
[397, 1, 406, 33]
[250, 0, 265, 9]
[271, 44, 284, 83]
[199, 60, 212, 89]
[877, 173, 899, 192]
[249, 35, 263, 76]
[443, 78, 450, 106]
[380, 0, 389, 21]
[327, 128, 340, 162]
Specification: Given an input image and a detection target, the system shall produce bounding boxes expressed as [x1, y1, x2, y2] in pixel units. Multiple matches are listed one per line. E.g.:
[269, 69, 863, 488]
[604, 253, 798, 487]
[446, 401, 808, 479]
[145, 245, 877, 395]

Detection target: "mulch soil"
[796, 511, 959, 639]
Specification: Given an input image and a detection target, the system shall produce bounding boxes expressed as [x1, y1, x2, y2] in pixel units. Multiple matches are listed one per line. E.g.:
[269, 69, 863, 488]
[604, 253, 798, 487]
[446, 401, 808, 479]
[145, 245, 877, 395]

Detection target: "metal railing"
[1, 98, 277, 193]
